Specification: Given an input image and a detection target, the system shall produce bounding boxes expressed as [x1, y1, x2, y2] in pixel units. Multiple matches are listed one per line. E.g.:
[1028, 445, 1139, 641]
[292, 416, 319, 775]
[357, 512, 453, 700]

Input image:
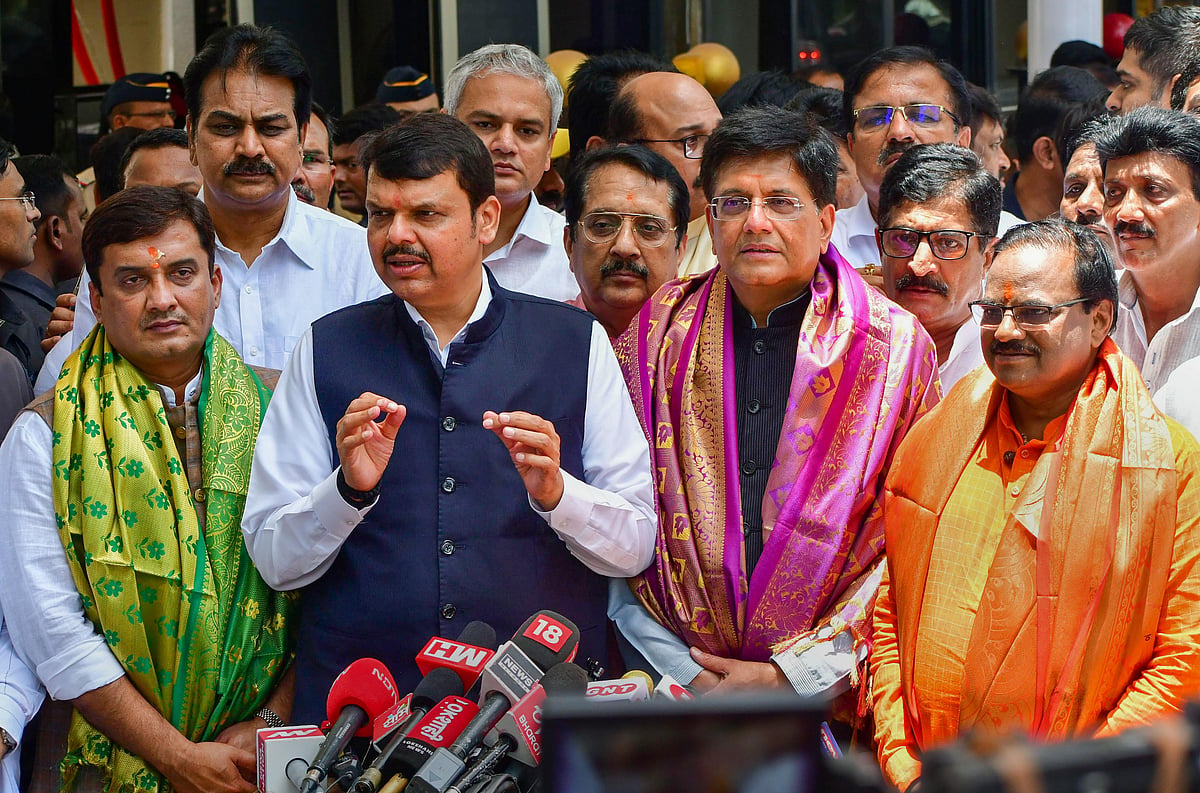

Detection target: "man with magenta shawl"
[610, 106, 940, 709]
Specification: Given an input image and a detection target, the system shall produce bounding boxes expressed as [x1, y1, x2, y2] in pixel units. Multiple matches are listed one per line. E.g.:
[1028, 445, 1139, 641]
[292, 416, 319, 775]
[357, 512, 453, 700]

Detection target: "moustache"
[139, 311, 190, 331]
[224, 158, 275, 176]
[382, 243, 432, 264]
[1113, 219, 1154, 237]
[291, 181, 316, 204]
[895, 273, 949, 296]
[990, 339, 1040, 357]
[877, 140, 914, 167]
[600, 258, 650, 279]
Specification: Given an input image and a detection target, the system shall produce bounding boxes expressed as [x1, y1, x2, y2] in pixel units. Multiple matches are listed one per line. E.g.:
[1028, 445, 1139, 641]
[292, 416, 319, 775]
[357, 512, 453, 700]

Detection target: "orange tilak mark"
[1003, 282, 1014, 302]
[147, 246, 166, 268]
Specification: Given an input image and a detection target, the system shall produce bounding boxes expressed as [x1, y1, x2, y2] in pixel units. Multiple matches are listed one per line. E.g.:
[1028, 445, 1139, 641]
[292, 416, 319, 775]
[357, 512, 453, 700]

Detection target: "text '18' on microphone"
[298, 658, 399, 793]
[406, 610, 581, 793]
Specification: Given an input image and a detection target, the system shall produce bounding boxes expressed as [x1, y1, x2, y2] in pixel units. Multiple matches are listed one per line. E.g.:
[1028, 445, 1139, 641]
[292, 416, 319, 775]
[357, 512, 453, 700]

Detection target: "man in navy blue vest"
[241, 113, 656, 722]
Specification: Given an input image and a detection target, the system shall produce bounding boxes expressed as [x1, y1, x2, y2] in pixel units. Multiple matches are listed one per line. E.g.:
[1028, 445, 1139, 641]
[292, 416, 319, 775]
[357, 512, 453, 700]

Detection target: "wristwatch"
[337, 468, 380, 508]
[255, 707, 285, 729]
[0, 727, 16, 754]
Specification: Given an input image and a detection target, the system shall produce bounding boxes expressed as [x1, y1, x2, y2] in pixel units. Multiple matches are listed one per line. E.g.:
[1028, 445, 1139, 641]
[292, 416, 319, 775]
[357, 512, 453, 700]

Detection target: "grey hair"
[443, 43, 563, 136]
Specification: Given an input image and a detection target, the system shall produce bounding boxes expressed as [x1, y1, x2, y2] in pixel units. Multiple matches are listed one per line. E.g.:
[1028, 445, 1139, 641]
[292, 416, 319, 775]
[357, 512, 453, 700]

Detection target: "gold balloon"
[684, 42, 741, 98]
[672, 53, 707, 85]
[545, 49, 587, 99]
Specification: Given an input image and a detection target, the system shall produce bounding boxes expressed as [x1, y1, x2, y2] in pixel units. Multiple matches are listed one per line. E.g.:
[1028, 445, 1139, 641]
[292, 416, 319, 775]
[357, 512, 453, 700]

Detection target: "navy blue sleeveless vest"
[293, 273, 608, 722]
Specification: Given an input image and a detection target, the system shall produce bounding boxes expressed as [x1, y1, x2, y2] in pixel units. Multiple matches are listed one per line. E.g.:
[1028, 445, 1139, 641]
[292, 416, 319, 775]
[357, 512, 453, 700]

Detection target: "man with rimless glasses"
[610, 106, 938, 710]
[0, 139, 42, 376]
[871, 218, 1200, 791]
[831, 47, 1020, 279]
[878, 143, 1000, 391]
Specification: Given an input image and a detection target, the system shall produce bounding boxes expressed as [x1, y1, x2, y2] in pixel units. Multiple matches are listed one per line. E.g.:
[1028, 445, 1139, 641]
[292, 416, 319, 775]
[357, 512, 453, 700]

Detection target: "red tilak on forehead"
[147, 246, 166, 268]
[1003, 282, 1014, 302]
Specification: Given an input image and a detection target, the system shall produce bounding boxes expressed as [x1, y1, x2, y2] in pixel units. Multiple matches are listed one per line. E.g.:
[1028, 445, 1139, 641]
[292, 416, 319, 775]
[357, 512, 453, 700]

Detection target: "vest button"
[441, 477, 456, 493]
[747, 399, 761, 414]
[193, 488, 205, 502]
[441, 603, 457, 620]
[442, 416, 457, 432]
[440, 539, 456, 555]
[753, 340, 766, 354]
[740, 460, 757, 476]
[174, 426, 187, 439]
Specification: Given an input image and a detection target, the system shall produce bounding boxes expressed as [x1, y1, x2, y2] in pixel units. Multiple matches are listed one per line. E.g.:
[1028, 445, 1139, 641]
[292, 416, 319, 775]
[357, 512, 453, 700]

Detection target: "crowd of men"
[3, 7, 1200, 793]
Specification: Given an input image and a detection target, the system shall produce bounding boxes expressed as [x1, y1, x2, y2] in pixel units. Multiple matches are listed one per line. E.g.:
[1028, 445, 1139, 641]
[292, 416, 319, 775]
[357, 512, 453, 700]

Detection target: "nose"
[1110, 189, 1146, 227]
[742, 200, 773, 234]
[145, 272, 178, 312]
[26, 204, 40, 225]
[235, 126, 266, 159]
[1106, 88, 1121, 115]
[886, 108, 916, 141]
[491, 124, 517, 154]
[908, 238, 940, 277]
[998, 147, 1011, 176]
[992, 309, 1025, 342]
[386, 213, 417, 246]
[1077, 181, 1104, 220]
[609, 219, 641, 258]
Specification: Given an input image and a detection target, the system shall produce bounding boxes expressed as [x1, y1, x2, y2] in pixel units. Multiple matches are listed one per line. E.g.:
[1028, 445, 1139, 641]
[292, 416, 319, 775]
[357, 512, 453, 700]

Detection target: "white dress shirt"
[35, 190, 388, 392]
[677, 216, 718, 279]
[484, 198, 578, 301]
[0, 605, 44, 793]
[939, 319, 986, 393]
[1154, 355, 1200, 437]
[0, 373, 201, 707]
[1113, 269, 1200, 396]
[241, 282, 657, 590]
[829, 195, 1023, 270]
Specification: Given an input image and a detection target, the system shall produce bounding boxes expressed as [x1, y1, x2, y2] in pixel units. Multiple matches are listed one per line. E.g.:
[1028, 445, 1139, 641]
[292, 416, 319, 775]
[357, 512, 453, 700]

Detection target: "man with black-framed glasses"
[563, 146, 689, 338]
[832, 47, 1020, 278]
[877, 143, 1000, 390]
[607, 71, 724, 278]
[872, 217, 1200, 791]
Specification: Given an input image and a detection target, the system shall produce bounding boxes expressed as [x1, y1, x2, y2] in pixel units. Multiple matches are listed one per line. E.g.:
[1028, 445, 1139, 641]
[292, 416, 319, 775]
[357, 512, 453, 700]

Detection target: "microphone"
[406, 611, 581, 793]
[445, 663, 589, 793]
[653, 673, 695, 700]
[584, 670, 654, 702]
[299, 658, 399, 793]
[355, 622, 498, 793]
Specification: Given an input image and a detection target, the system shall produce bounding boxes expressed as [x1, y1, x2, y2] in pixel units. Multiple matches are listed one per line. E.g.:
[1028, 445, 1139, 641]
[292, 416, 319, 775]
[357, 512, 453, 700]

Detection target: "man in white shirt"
[833, 46, 1019, 275]
[0, 608, 42, 793]
[1095, 106, 1200, 395]
[878, 144, 998, 391]
[241, 114, 656, 722]
[444, 44, 579, 300]
[35, 24, 386, 393]
[606, 71, 724, 279]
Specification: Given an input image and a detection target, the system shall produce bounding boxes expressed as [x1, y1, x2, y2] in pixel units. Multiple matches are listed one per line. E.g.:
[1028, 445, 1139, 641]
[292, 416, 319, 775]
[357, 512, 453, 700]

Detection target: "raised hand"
[483, 410, 564, 511]
[335, 393, 407, 491]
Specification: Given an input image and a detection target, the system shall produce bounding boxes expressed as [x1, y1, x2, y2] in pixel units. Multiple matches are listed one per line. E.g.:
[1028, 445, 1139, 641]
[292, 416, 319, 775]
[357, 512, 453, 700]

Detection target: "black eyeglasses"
[969, 298, 1091, 330]
[852, 104, 961, 131]
[628, 133, 709, 159]
[879, 227, 984, 261]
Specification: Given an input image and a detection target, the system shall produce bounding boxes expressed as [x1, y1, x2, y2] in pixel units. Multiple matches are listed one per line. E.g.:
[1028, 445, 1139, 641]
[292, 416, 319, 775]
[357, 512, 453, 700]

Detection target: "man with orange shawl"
[611, 106, 940, 699]
[871, 218, 1200, 790]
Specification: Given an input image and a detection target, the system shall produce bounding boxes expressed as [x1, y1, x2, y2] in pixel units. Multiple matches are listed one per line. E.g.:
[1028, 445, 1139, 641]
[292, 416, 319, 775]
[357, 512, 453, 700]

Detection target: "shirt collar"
[402, 276, 493, 364]
[845, 196, 878, 241]
[154, 366, 203, 408]
[486, 197, 557, 260]
[1118, 266, 1200, 315]
[201, 188, 319, 270]
[1, 269, 57, 309]
[732, 287, 811, 328]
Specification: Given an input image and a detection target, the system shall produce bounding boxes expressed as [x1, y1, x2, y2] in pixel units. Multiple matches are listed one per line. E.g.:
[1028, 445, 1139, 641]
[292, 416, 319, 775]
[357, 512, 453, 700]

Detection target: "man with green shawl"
[0, 186, 294, 793]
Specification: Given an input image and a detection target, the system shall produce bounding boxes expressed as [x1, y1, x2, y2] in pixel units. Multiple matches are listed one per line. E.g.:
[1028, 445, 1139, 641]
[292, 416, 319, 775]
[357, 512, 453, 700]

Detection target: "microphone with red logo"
[584, 670, 654, 703]
[353, 622, 498, 793]
[405, 611, 581, 793]
[445, 662, 589, 793]
[653, 673, 695, 701]
[298, 658, 399, 793]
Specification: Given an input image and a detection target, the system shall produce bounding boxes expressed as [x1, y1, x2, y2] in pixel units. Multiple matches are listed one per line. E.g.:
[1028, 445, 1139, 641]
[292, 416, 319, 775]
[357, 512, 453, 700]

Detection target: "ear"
[475, 195, 503, 247]
[705, 203, 716, 250]
[1166, 73, 1183, 106]
[1032, 136, 1058, 171]
[88, 278, 103, 325]
[187, 118, 199, 167]
[586, 135, 606, 151]
[1091, 298, 1115, 344]
[210, 263, 223, 311]
[956, 124, 971, 148]
[47, 215, 66, 252]
[817, 201, 836, 254]
[563, 224, 574, 267]
[846, 131, 857, 156]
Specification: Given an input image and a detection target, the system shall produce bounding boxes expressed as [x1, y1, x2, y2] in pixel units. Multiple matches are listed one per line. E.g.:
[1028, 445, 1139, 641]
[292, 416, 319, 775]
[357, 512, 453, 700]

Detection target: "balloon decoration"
[673, 42, 741, 98]
[545, 49, 587, 101]
[1103, 13, 1134, 61]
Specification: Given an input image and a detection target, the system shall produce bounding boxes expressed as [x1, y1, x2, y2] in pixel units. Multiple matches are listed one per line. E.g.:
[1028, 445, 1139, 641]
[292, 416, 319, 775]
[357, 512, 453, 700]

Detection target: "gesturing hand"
[42, 292, 76, 353]
[483, 410, 564, 511]
[336, 393, 407, 492]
